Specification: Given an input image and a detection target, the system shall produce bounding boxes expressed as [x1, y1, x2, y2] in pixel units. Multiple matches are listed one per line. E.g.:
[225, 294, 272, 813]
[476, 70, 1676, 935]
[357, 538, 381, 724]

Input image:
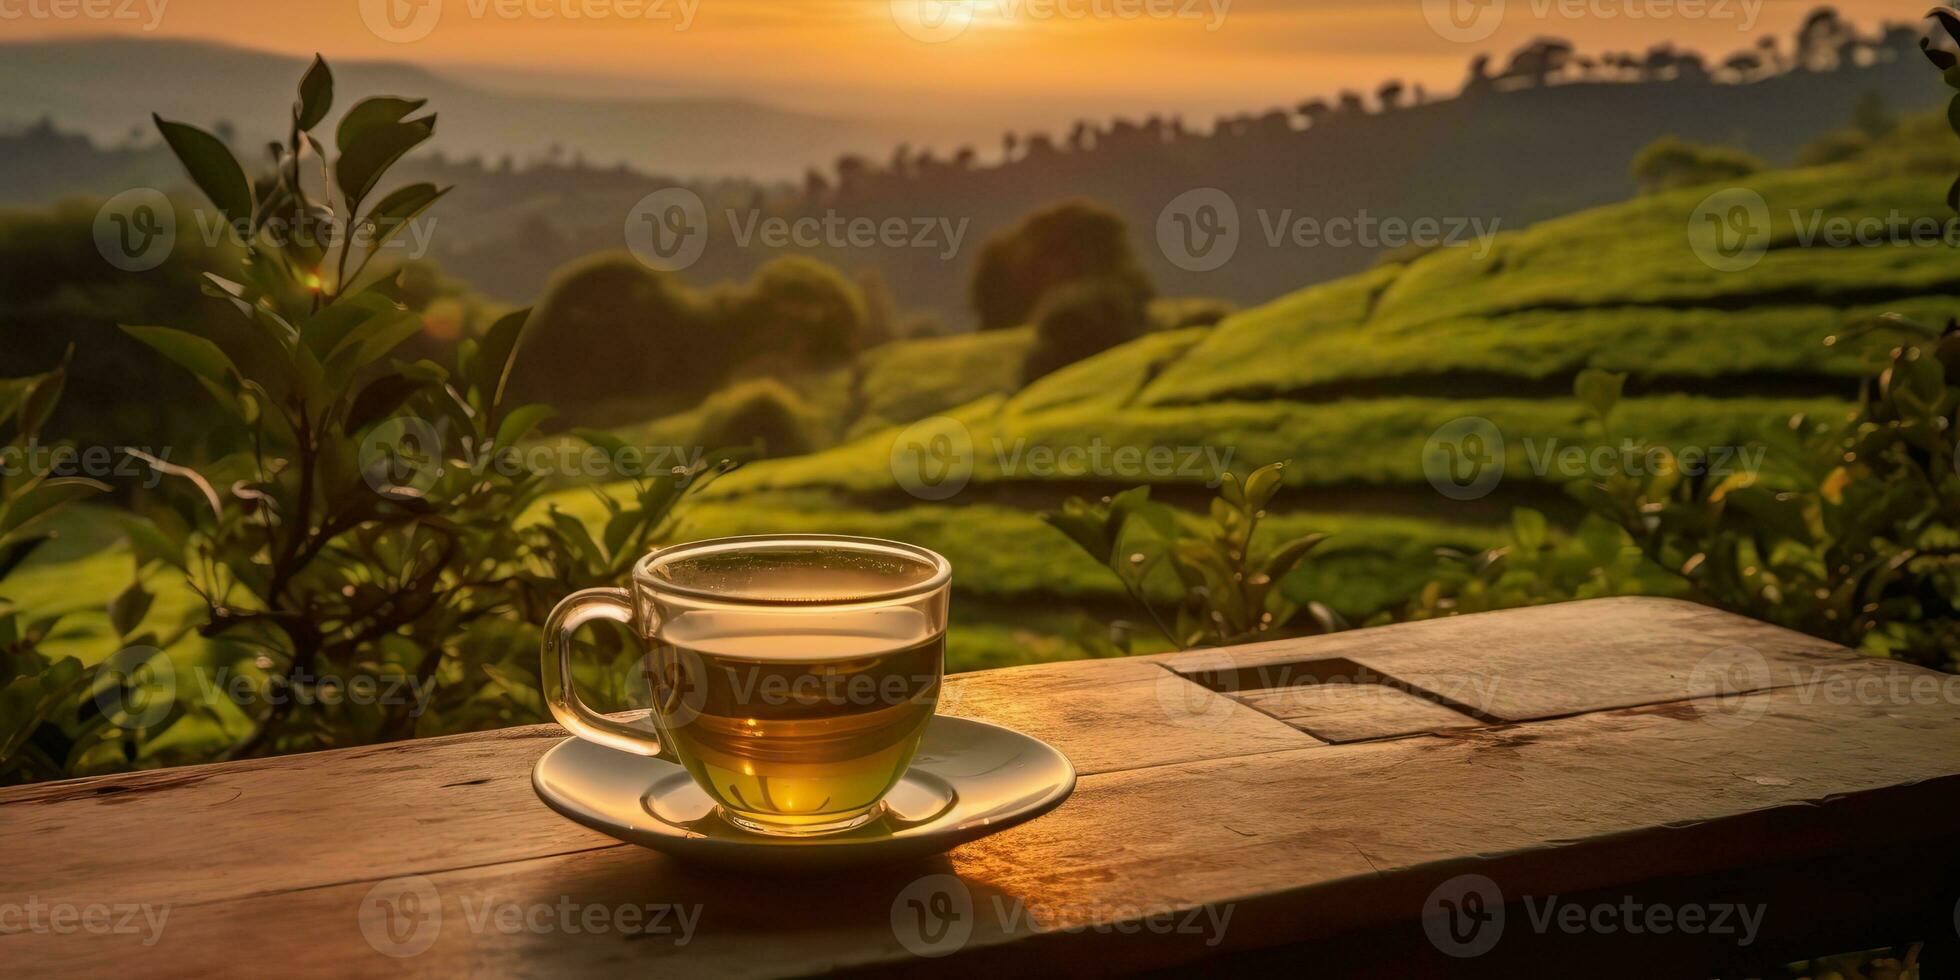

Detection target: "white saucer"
[532, 715, 1076, 871]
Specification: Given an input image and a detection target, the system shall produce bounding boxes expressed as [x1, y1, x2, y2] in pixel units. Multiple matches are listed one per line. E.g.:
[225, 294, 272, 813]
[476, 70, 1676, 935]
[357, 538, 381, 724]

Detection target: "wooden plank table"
[5, 597, 1959, 977]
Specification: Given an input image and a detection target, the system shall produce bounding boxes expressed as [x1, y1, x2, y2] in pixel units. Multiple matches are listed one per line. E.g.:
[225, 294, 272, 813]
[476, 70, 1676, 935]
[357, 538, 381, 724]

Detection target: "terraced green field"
[17, 133, 1956, 670]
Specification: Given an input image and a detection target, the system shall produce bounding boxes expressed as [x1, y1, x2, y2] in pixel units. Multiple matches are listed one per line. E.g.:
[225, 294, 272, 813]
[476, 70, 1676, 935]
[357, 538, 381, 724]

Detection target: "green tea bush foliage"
[1575, 351, 1957, 670]
[0, 200, 243, 460]
[1044, 463, 1343, 650]
[968, 199, 1154, 331]
[102, 57, 735, 762]
[510, 253, 870, 423]
[512, 253, 714, 411]
[0, 360, 176, 784]
[1630, 135, 1764, 194]
[1023, 277, 1149, 379]
[732, 255, 867, 369]
[1392, 510, 1681, 622]
[693, 377, 824, 459]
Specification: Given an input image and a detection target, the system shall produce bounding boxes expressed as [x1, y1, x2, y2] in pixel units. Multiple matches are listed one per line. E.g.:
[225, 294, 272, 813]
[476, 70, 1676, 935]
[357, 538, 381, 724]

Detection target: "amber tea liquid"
[649, 607, 942, 835]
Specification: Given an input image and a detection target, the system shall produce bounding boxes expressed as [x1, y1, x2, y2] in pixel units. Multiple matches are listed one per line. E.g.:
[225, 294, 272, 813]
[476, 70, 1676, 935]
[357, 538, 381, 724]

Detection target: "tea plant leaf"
[494, 404, 554, 449]
[334, 96, 427, 154]
[473, 308, 533, 406]
[295, 55, 334, 132]
[344, 373, 431, 434]
[18, 361, 67, 437]
[114, 513, 188, 573]
[153, 115, 253, 226]
[1242, 462, 1285, 510]
[361, 182, 448, 250]
[0, 478, 109, 539]
[119, 325, 239, 387]
[1511, 508, 1549, 553]
[1264, 533, 1331, 579]
[335, 116, 436, 208]
[108, 581, 155, 640]
[1574, 369, 1626, 425]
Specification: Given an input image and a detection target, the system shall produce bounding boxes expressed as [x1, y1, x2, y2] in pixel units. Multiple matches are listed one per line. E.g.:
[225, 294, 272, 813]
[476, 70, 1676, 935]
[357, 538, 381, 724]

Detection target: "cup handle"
[541, 587, 665, 757]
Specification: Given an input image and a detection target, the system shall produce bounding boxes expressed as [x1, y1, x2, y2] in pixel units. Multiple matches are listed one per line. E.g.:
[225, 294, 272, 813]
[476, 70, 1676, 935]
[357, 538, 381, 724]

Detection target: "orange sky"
[2, 0, 1922, 123]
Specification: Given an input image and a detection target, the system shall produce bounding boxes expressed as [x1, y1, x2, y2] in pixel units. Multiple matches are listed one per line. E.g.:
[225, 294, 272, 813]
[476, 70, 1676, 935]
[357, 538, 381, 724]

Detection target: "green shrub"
[1630, 135, 1764, 194]
[729, 255, 868, 368]
[1390, 510, 1681, 622]
[511, 253, 716, 415]
[969, 199, 1155, 330]
[0, 360, 113, 780]
[693, 378, 824, 459]
[1043, 462, 1343, 650]
[115, 56, 735, 762]
[1023, 278, 1149, 379]
[1796, 129, 1871, 167]
[1569, 347, 1958, 671]
[1147, 296, 1236, 332]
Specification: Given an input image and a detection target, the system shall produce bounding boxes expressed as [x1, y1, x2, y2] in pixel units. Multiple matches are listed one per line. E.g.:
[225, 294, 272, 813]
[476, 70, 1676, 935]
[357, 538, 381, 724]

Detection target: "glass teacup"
[542, 535, 951, 837]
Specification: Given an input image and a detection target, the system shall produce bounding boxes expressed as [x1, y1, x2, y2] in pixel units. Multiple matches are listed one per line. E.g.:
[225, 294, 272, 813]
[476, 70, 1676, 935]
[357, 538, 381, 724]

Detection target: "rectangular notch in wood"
[1176, 656, 1492, 743]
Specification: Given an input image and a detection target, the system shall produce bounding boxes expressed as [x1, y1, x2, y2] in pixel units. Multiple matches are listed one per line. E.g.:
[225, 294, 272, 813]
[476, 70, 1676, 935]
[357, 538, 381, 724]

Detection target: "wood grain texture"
[1155, 597, 1859, 722]
[0, 655, 1313, 913]
[1233, 682, 1485, 742]
[4, 599, 1956, 978]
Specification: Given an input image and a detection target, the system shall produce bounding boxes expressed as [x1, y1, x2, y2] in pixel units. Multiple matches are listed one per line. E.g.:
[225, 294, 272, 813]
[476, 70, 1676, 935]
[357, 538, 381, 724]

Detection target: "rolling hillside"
[564, 120, 1959, 662]
[16, 112, 1960, 670]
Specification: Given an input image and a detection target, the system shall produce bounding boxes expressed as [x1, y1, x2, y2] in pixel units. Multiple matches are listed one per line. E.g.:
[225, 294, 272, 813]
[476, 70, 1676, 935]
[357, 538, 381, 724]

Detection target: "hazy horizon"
[2, 0, 1916, 135]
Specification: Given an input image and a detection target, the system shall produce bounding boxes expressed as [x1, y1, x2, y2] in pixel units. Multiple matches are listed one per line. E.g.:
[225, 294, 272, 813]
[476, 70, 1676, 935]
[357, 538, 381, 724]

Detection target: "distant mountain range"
[1, 26, 1948, 324]
[0, 37, 967, 181]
